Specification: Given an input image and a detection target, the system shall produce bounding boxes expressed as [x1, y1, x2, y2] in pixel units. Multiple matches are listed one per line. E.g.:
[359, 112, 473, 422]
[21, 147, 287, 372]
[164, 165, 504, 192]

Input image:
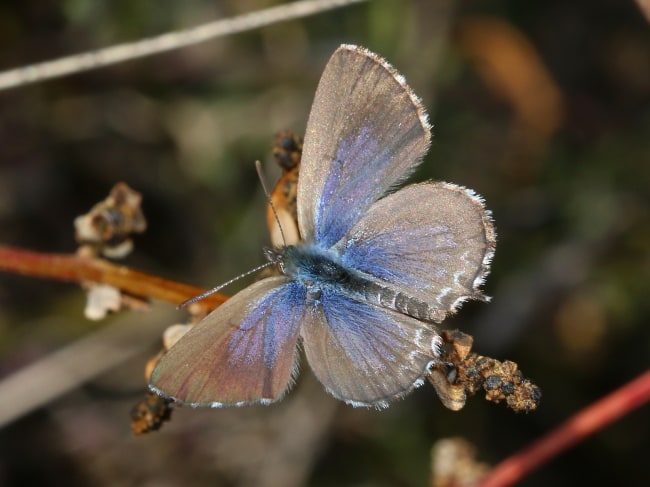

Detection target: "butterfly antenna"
[177, 260, 274, 309]
[255, 160, 287, 246]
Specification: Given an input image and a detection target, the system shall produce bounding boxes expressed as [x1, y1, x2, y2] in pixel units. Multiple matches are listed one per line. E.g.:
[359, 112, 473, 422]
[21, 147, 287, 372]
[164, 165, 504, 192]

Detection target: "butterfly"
[149, 44, 495, 409]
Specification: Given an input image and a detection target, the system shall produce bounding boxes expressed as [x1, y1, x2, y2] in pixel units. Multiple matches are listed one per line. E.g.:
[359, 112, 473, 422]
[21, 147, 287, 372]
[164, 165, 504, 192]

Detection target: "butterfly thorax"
[267, 244, 446, 323]
[269, 245, 351, 288]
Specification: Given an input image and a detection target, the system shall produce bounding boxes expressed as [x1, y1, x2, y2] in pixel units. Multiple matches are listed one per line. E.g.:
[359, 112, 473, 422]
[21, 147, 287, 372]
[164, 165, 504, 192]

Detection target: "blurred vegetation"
[0, 0, 648, 486]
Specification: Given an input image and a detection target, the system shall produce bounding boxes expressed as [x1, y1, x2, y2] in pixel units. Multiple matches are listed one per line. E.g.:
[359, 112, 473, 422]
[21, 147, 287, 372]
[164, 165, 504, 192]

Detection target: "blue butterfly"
[149, 45, 495, 409]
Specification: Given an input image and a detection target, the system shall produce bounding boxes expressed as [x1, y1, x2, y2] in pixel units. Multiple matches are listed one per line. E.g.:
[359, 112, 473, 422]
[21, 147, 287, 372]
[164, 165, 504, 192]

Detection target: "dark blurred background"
[0, 0, 648, 486]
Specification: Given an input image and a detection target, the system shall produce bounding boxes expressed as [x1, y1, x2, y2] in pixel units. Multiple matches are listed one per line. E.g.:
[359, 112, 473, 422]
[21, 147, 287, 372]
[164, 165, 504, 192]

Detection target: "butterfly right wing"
[297, 45, 431, 249]
[149, 277, 306, 407]
[337, 182, 496, 322]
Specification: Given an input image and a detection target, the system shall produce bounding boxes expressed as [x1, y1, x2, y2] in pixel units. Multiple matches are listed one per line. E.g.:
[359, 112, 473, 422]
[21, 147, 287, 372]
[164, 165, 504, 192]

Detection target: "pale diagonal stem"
[0, 0, 366, 91]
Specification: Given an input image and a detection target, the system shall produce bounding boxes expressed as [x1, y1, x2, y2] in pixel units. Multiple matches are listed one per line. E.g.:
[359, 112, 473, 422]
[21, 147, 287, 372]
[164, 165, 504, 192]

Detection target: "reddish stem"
[0, 245, 227, 312]
[478, 369, 650, 487]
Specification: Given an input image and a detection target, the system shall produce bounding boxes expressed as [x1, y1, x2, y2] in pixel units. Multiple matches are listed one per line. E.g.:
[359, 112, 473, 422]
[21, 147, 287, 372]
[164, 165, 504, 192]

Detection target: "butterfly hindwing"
[337, 182, 495, 321]
[297, 45, 431, 248]
[150, 277, 305, 407]
[300, 289, 441, 408]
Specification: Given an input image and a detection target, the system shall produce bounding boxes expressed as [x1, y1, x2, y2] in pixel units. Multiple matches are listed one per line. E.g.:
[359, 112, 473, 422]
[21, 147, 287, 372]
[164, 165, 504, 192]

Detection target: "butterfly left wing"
[150, 277, 305, 407]
[337, 182, 496, 322]
[300, 289, 441, 408]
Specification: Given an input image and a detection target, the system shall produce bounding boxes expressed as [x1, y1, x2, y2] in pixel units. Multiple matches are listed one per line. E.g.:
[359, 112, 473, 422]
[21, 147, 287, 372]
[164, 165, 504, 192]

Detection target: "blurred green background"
[0, 0, 648, 486]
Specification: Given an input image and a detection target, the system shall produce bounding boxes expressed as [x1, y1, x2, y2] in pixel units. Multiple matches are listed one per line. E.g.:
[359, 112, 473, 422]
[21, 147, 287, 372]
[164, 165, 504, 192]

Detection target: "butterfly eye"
[263, 248, 277, 262]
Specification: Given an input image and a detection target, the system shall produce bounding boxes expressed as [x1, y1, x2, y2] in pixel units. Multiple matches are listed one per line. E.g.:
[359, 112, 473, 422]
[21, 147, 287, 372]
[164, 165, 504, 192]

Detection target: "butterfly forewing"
[338, 182, 495, 321]
[300, 289, 441, 408]
[297, 45, 431, 248]
[150, 277, 304, 407]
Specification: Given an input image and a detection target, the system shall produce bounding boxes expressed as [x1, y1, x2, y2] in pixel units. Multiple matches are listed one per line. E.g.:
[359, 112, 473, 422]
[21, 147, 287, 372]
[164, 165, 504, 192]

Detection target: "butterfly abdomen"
[349, 277, 447, 323]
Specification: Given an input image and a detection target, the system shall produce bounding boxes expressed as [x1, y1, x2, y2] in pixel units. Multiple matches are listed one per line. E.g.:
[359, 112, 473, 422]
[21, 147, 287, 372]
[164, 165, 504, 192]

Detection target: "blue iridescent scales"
[149, 44, 496, 409]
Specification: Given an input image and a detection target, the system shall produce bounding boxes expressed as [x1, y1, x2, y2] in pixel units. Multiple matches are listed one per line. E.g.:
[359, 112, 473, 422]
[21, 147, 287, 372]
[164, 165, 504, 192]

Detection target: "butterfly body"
[150, 45, 496, 409]
[271, 243, 446, 323]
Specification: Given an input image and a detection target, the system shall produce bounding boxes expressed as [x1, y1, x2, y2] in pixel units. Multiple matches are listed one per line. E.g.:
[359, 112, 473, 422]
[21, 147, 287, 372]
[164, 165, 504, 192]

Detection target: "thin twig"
[0, 0, 366, 91]
[0, 306, 172, 428]
[0, 245, 227, 312]
[478, 369, 650, 487]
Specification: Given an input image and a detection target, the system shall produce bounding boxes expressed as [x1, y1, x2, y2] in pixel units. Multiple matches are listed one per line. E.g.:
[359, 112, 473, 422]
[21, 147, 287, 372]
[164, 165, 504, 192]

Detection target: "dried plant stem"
[0, 306, 171, 428]
[0, 0, 366, 91]
[478, 369, 650, 487]
[0, 245, 226, 312]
